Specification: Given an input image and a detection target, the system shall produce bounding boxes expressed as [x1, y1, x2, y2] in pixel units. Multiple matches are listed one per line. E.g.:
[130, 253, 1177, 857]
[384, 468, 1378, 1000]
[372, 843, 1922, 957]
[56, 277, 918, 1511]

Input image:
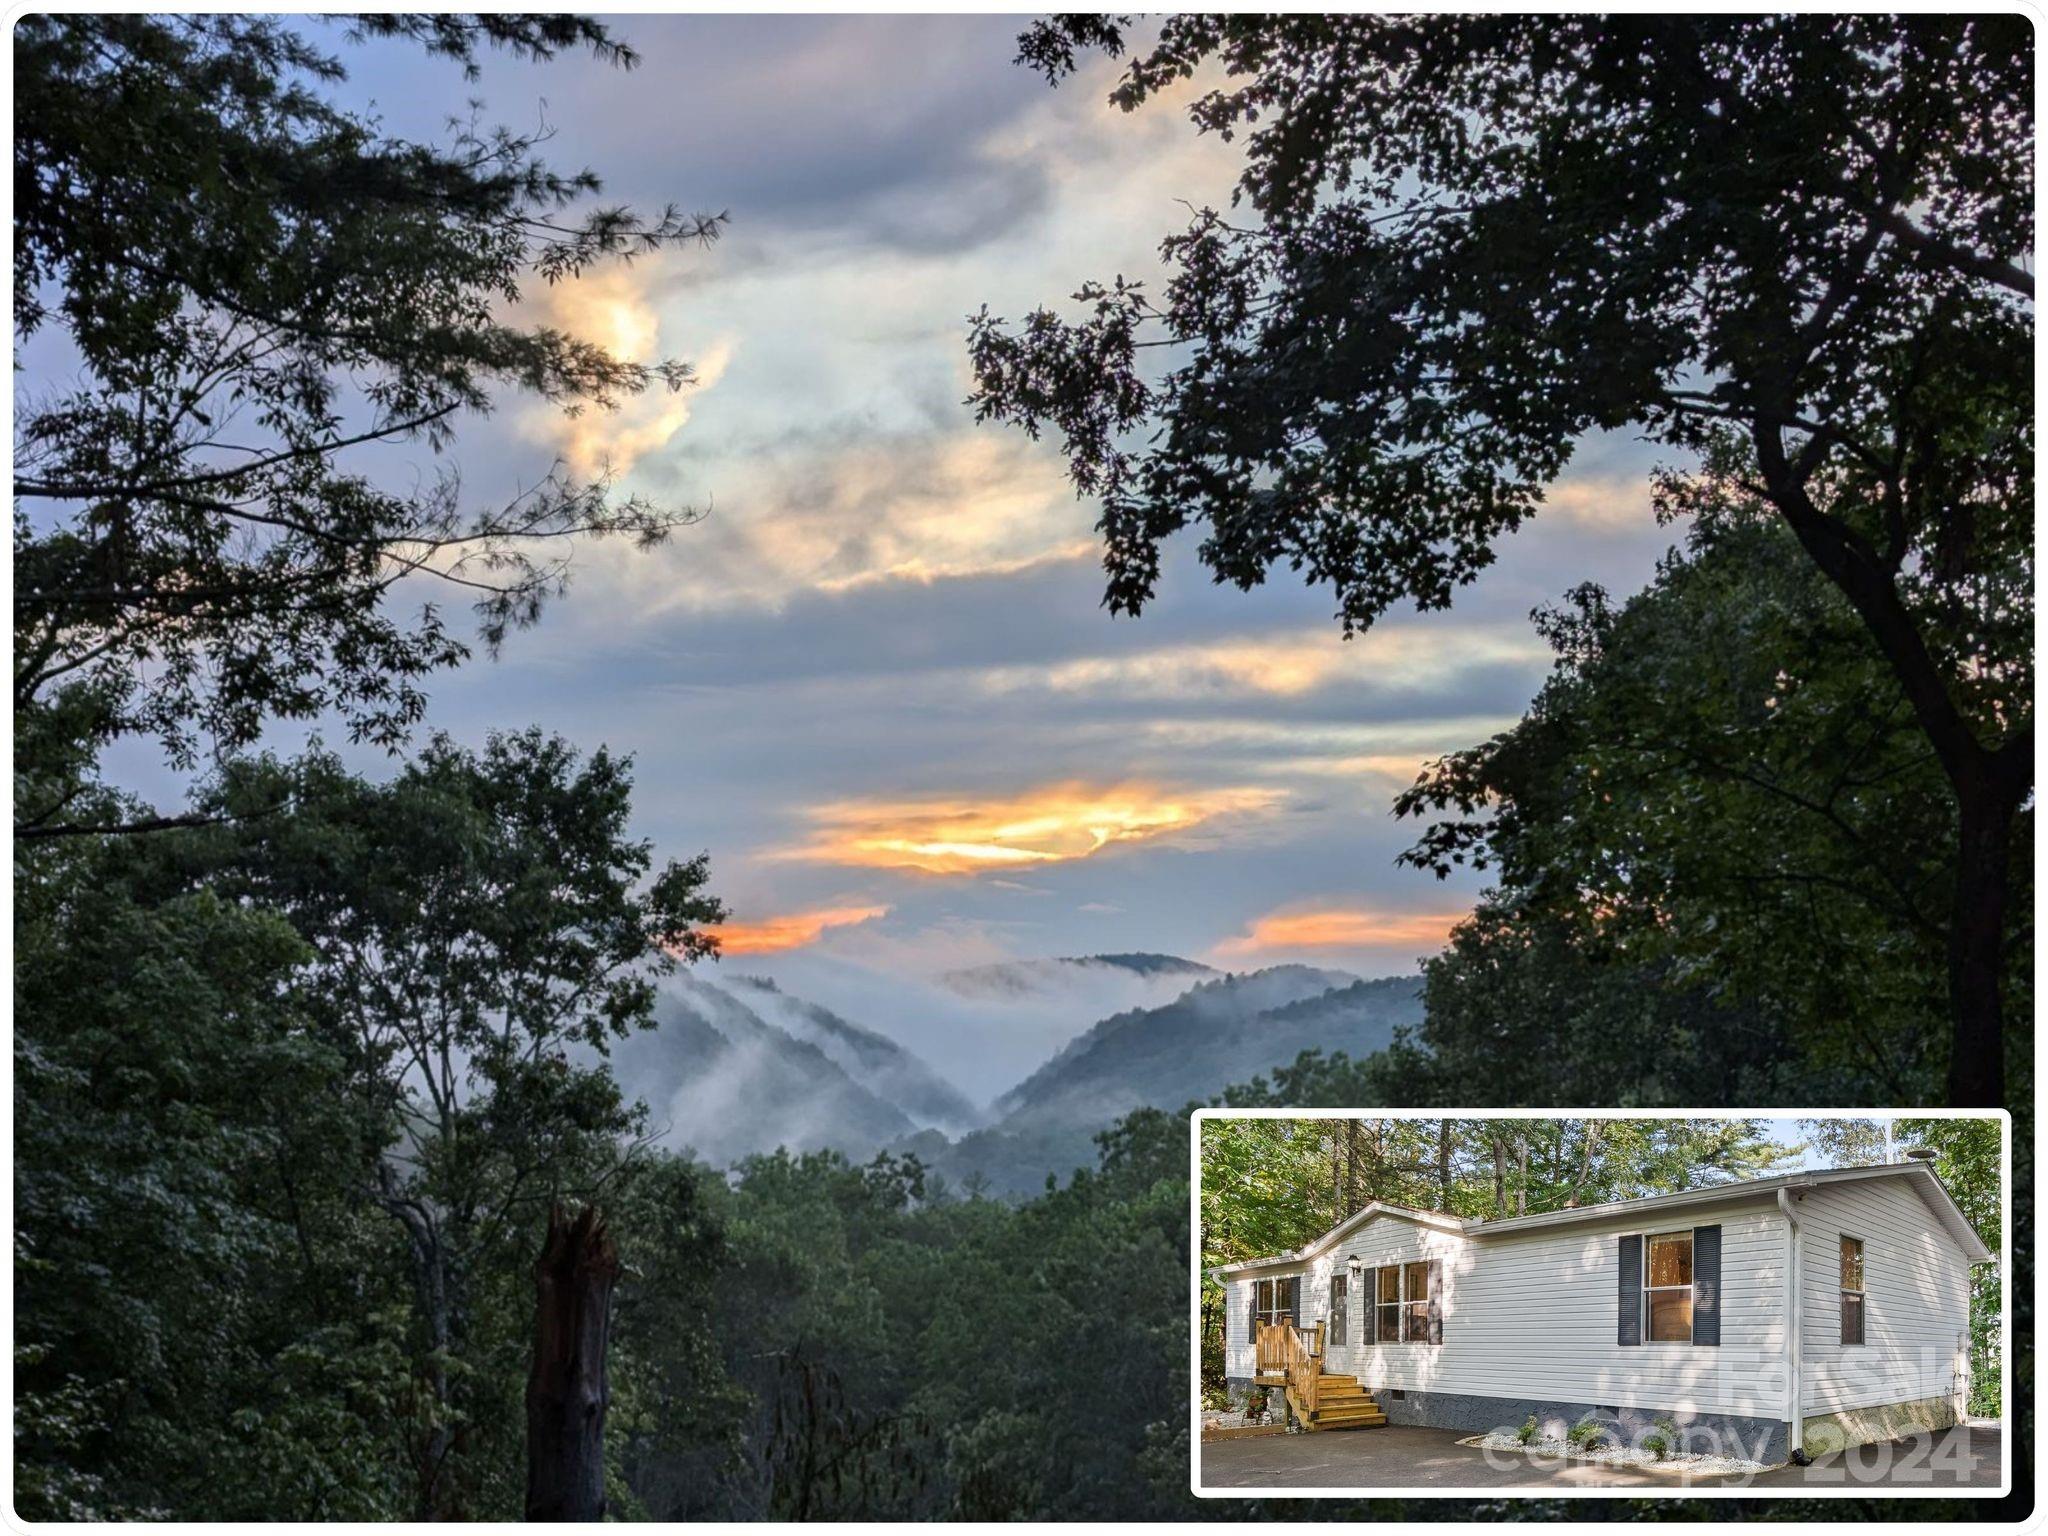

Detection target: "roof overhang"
[1464, 1162, 1992, 1263]
[1209, 1200, 1466, 1280]
[1210, 1162, 1994, 1281]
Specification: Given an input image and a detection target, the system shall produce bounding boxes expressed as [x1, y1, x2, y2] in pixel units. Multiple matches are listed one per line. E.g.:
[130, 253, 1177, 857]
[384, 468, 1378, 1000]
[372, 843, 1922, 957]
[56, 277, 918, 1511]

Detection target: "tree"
[970, 14, 2032, 1104]
[1890, 1116, 2007, 1425]
[205, 729, 725, 1516]
[1393, 504, 2027, 1102]
[14, 14, 723, 830]
[14, 809, 415, 1519]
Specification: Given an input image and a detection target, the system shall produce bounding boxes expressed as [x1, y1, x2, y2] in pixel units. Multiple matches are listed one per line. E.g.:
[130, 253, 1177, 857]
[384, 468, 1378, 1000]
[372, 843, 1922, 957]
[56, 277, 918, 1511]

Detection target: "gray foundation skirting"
[1371, 1388, 1791, 1465]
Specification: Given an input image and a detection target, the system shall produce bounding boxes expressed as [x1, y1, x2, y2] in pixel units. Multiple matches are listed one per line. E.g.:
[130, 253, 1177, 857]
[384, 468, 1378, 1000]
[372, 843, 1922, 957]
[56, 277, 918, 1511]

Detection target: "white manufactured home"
[1210, 1161, 1993, 1462]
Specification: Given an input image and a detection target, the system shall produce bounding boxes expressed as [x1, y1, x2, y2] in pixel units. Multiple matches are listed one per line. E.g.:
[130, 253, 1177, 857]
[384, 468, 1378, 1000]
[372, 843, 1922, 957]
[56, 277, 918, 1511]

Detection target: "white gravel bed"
[1467, 1430, 1771, 1475]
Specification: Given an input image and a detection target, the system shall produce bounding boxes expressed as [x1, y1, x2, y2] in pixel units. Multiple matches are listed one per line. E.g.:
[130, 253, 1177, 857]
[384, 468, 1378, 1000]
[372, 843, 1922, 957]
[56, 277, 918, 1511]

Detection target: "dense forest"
[13, 11, 2030, 1524]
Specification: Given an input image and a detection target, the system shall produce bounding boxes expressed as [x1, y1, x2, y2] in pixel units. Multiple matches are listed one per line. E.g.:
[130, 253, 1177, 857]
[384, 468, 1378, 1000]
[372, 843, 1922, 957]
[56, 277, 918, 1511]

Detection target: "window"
[1372, 1261, 1433, 1343]
[1329, 1273, 1348, 1346]
[1643, 1231, 1694, 1342]
[1376, 1264, 1402, 1342]
[1253, 1277, 1293, 1328]
[1840, 1237, 1865, 1346]
[1403, 1261, 1430, 1342]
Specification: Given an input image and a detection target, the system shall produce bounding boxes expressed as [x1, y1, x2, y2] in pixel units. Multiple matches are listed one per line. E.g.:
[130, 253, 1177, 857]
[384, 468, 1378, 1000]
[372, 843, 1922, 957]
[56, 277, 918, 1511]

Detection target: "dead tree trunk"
[525, 1205, 619, 1522]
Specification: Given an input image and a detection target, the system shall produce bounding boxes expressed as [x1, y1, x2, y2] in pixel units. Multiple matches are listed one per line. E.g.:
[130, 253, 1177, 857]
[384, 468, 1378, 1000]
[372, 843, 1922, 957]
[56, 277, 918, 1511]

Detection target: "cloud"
[975, 624, 1550, 705]
[1543, 472, 1653, 530]
[562, 417, 1099, 619]
[710, 902, 889, 955]
[514, 262, 735, 478]
[1214, 904, 1468, 960]
[785, 781, 1286, 875]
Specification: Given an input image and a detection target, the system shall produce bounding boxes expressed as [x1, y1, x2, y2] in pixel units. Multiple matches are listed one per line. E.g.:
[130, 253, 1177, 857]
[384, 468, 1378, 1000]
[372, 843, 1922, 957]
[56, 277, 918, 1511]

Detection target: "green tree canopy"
[200, 729, 724, 1516]
[1393, 499, 2029, 1102]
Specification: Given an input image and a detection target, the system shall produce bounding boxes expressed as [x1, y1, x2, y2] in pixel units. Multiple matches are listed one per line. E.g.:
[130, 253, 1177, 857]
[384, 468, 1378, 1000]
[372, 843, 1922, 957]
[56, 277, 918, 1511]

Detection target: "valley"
[614, 956, 1426, 1195]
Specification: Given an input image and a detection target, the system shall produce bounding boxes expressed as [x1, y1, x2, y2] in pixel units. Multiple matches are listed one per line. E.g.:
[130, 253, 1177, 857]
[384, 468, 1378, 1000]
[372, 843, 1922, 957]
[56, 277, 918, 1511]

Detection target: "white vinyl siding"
[1298, 1216, 1460, 1389]
[1286, 1198, 1786, 1418]
[1793, 1178, 1974, 1414]
[1440, 1198, 1786, 1420]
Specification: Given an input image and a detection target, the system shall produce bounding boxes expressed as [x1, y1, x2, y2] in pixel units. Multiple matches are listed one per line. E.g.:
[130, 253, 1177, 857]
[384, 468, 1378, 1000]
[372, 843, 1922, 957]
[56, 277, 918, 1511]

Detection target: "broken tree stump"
[524, 1204, 620, 1521]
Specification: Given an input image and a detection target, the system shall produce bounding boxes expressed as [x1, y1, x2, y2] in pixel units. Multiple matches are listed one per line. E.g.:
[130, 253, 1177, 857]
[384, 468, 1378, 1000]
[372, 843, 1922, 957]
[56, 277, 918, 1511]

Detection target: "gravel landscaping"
[1465, 1429, 1770, 1477]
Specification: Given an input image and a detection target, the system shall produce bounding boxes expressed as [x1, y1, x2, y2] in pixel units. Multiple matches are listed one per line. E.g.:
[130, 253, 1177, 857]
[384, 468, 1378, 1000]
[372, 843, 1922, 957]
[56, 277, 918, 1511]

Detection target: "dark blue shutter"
[1365, 1265, 1379, 1342]
[1427, 1257, 1444, 1344]
[1286, 1275, 1301, 1323]
[1692, 1225, 1721, 1346]
[1618, 1234, 1643, 1345]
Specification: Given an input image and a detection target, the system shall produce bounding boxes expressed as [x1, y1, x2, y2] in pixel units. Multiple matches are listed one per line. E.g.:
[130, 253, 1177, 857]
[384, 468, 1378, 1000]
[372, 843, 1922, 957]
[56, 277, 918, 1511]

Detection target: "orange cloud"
[709, 903, 889, 955]
[1215, 906, 1467, 959]
[789, 782, 1284, 876]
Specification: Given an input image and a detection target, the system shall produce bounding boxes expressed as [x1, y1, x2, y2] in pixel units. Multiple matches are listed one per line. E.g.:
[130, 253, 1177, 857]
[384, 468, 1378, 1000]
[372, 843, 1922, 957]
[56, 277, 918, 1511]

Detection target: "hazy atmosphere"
[86, 15, 1680, 1096]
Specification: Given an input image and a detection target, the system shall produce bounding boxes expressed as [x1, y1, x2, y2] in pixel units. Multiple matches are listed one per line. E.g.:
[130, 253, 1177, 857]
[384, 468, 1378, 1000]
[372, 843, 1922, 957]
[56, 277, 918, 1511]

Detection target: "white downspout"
[1776, 1187, 1805, 1462]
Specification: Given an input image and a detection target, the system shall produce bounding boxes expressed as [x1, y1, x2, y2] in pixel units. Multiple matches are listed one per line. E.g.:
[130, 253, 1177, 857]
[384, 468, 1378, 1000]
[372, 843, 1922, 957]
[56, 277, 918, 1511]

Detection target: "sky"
[96, 17, 1691, 1096]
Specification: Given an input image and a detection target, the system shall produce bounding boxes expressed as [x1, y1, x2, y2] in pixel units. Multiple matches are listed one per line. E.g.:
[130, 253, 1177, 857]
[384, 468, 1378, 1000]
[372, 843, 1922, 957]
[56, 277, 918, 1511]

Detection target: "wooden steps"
[1291, 1372, 1388, 1430]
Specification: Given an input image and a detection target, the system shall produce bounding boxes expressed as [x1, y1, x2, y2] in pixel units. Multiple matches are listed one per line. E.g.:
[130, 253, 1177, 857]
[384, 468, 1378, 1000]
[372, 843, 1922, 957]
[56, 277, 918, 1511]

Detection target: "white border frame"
[1190, 1107, 2013, 1504]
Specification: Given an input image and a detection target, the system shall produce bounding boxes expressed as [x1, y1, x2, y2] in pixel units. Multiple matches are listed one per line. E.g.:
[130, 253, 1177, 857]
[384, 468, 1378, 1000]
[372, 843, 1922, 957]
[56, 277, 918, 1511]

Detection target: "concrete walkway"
[1199, 1422, 2003, 1492]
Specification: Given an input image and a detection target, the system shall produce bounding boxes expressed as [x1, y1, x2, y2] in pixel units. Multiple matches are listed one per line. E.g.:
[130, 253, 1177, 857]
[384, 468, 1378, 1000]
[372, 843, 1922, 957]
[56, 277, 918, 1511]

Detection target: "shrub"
[1516, 1415, 1538, 1445]
[1566, 1416, 1608, 1451]
[1644, 1417, 1680, 1460]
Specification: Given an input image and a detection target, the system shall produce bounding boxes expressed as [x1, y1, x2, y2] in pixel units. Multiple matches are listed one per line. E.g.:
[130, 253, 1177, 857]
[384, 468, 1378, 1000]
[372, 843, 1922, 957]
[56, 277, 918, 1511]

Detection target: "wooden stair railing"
[1274, 1319, 1322, 1416]
[1253, 1317, 1384, 1429]
[1253, 1316, 1292, 1377]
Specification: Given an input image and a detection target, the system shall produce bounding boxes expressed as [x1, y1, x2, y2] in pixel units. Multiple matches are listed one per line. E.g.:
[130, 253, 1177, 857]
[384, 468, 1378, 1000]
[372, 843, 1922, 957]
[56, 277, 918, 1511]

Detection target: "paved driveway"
[1199, 1422, 2003, 1492]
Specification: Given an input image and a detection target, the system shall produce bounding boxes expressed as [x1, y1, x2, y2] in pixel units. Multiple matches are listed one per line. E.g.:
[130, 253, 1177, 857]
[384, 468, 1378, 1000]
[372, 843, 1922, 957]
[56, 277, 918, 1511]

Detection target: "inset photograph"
[1195, 1111, 2005, 1497]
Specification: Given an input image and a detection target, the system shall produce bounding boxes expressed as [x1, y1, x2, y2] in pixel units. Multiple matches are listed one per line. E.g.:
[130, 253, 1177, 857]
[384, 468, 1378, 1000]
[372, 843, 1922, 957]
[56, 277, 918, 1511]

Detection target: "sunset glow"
[709, 903, 890, 954]
[1215, 905, 1469, 958]
[791, 784, 1285, 875]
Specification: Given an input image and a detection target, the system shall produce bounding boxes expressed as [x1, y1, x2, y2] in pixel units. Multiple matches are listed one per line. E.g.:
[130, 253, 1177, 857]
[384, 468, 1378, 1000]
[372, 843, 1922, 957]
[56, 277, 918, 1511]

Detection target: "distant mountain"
[722, 975, 983, 1135]
[990, 965, 1365, 1127]
[606, 962, 1426, 1197]
[901, 968, 1426, 1197]
[937, 952, 1217, 1000]
[610, 975, 969, 1165]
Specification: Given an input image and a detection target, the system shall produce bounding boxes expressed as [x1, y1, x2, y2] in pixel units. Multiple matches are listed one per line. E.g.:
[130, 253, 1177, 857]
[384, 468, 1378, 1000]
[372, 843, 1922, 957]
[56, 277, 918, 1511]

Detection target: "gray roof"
[1209, 1161, 1994, 1279]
